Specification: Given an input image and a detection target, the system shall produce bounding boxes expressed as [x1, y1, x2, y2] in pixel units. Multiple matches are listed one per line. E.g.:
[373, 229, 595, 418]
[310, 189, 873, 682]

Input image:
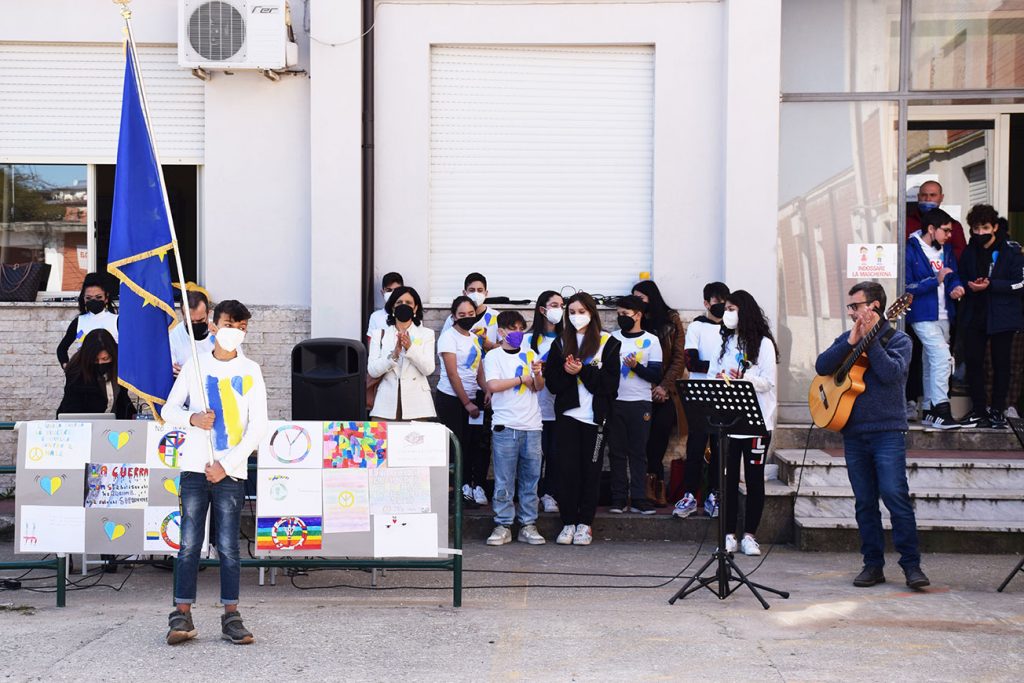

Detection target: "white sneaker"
[540, 494, 559, 513]
[556, 525, 576, 545]
[517, 524, 546, 545]
[672, 493, 697, 518]
[486, 525, 512, 546]
[724, 533, 738, 553]
[572, 524, 593, 545]
[1007, 406, 1020, 419]
[740, 535, 761, 556]
[473, 486, 489, 506]
[462, 484, 473, 498]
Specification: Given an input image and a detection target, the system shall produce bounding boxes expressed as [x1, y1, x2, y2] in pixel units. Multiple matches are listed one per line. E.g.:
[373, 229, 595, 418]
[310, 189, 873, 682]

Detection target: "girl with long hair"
[56, 272, 118, 368]
[367, 286, 436, 420]
[56, 328, 135, 418]
[543, 292, 621, 545]
[711, 289, 778, 556]
[524, 290, 564, 513]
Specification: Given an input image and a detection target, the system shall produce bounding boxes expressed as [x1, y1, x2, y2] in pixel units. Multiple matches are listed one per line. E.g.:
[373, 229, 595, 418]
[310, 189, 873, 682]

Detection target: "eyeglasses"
[846, 301, 872, 312]
[935, 226, 953, 234]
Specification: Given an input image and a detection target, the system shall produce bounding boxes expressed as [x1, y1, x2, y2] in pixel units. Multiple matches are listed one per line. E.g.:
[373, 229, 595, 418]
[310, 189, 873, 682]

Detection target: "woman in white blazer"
[367, 286, 437, 420]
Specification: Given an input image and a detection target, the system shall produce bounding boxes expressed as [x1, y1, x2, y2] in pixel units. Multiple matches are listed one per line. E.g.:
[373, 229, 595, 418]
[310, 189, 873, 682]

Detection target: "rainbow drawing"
[256, 516, 323, 551]
[323, 421, 387, 468]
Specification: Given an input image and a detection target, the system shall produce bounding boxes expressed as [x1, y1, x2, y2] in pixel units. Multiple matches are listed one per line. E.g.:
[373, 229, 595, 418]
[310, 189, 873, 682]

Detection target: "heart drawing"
[107, 431, 131, 450]
[38, 476, 62, 496]
[163, 476, 180, 497]
[103, 521, 127, 541]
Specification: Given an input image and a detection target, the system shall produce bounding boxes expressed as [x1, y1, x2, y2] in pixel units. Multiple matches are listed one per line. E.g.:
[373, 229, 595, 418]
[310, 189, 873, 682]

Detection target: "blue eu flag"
[107, 42, 178, 417]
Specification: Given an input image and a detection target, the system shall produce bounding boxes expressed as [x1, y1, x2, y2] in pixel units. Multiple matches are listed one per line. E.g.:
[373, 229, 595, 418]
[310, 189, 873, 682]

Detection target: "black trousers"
[724, 434, 770, 537]
[538, 420, 559, 499]
[906, 325, 923, 403]
[608, 400, 652, 504]
[435, 391, 488, 487]
[682, 427, 719, 499]
[644, 398, 677, 478]
[555, 416, 602, 526]
[966, 328, 1015, 411]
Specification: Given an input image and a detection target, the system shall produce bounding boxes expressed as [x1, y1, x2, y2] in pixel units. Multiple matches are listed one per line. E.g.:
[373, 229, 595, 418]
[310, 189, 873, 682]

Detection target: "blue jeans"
[491, 428, 542, 526]
[175, 471, 246, 605]
[843, 431, 920, 570]
[911, 320, 951, 409]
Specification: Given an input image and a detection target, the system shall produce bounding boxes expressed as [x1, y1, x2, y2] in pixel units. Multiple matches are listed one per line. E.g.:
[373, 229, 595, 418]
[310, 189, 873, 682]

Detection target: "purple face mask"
[504, 331, 524, 348]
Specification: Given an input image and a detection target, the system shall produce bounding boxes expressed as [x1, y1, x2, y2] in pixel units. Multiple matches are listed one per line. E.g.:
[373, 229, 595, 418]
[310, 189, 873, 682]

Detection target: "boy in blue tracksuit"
[905, 208, 964, 429]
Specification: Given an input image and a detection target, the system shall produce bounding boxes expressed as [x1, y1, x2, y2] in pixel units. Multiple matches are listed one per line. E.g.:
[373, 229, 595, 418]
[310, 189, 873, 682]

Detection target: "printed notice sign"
[847, 243, 897, 279]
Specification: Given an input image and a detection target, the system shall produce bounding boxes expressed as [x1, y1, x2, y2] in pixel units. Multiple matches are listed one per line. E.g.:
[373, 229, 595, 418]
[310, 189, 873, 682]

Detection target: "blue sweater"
[905, 233, 961, 324]
[814, 321, 910, 436]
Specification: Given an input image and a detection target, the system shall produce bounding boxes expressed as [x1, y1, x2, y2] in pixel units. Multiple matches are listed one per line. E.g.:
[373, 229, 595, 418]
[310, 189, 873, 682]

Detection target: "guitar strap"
[878, 327, 896, 348]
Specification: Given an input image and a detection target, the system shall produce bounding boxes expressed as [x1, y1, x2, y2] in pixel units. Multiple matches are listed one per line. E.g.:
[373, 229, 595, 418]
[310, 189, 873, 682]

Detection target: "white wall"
[371, 1, 728, 311]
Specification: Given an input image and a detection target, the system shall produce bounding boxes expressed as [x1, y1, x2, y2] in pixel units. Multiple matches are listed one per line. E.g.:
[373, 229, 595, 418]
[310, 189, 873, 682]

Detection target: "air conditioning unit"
[178, 0, 298, 71]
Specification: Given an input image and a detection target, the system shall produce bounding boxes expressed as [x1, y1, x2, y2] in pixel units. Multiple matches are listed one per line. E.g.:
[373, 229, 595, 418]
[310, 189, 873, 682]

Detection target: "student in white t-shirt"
[440, 272, 499, 352]
[366, 272, 404, 344]
[482, 311, 546, 546]
[709, 289, 778, 558]
[57, 273, 118, 368]
[523, 290, 564, 514]
[434, 296, 487, 509]
[608, 295, 663, 515]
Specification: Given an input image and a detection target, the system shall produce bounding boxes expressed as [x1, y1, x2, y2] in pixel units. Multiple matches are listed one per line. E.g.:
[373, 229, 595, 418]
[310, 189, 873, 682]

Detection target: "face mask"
[96, 362, 112, 377]
[454, 317, 475, 331]
[708, 302, 726, 319]
[616, 314, 636, 331]
[722, 310, 739, 330]
[217, 327, 245, 353]
[394, 304, 415, 323]
[918, 201, 938, 212]
[190, 321, 209, 340]
[545, 307, 563, 325]
[970, 233, 994, 248]
[467, 292, 486, 307]
[569, 313, 591, 331]
[85, 299, 106, 315]
[504, 331, 524, 348]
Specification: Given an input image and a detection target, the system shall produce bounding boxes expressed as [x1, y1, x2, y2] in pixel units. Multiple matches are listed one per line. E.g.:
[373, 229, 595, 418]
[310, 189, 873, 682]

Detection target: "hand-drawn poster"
[372, 513, 438, 558]
[84, 463, 151, 509]
[19, 505, 86, 553]
[90, 422, 146, 463]
[846, 243, 897, 279]
[85, 508, 144, 554]
[256, 469, 323, 518]
[23, 421, 91, 470]
[322, 469, 370, 533]
[387, 422, 448, 468]
[324, 421, 387, 468]
[258, 421, 324, 469]
[144, 506, 183, 553]
[256, 516, 323, 552]
[368, 467, 431, 515]
[146, 422, 201, 469]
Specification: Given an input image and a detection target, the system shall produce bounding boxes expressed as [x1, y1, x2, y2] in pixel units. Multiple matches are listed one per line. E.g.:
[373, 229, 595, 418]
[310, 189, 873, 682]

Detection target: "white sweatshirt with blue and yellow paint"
[163, 349, 269, 480]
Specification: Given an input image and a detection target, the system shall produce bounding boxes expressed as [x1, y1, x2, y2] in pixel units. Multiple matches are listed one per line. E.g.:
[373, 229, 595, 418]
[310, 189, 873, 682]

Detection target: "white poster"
[23, 421, 91, 470]
[256, 469, 324, 518]
[372, 513, 438, 558]
[322, 469, 370, 533]
[387, 422, 448, 468]
[19, 505, 85, 553]
[145, 422, 202, 469]
[369, 467, 431, 515]
[847, 243, 898, 279]
[143, 506, 183, 553]
[257, 422, 325, 469]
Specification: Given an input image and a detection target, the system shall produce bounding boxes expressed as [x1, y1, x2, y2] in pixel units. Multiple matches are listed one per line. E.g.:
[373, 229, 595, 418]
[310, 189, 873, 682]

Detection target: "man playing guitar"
[814, 282, 930, 590]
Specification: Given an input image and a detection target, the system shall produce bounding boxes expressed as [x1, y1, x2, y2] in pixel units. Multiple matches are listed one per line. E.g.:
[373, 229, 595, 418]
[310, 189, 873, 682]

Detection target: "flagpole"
[117, 1, 215, 466]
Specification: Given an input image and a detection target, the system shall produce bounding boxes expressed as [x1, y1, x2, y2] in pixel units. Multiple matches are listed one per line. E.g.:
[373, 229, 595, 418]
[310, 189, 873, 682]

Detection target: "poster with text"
[369, 467, 431, 515]
[145, 422, 201, 469]
[84, 463, 151, 509]
[387, 422, 447, 468]
[323, 421, 387, 468]
[847, 243, 898, 279]
[23, 421, 91, 470]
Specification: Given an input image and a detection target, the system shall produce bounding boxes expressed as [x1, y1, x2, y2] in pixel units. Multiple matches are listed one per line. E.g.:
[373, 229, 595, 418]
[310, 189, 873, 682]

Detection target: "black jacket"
[543, 334, 621, 425]
[957, 237, 1024, 335]
[55, 371, 136, 419]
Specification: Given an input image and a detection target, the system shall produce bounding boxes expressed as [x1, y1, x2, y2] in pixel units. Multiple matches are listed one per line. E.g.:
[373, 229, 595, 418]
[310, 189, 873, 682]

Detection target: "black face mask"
[96, 362, 112, 377]
[970, 233, 994, 248]
[709, 302, 726, 319]
[394, 304, 415, 323]
[191, 321, 209, 339]
[454, 317, 475, 331]
[617, 314, 636, 331]
[85, 299, 106, 315]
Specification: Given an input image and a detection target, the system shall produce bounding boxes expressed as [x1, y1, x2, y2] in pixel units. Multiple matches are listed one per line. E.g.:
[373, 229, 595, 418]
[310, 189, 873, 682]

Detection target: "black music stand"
[668, 378, 790, 610]
[996, 417, 1024, 592]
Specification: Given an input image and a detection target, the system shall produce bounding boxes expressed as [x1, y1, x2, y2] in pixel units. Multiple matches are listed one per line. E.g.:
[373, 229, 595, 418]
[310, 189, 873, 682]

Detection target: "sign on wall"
[846, 243, 898, 279]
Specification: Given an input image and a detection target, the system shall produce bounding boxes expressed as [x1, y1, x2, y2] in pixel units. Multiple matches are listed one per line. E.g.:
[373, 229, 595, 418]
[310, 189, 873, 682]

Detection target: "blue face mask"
[504, 331, 524, 348]
[918, 201, 939, 213]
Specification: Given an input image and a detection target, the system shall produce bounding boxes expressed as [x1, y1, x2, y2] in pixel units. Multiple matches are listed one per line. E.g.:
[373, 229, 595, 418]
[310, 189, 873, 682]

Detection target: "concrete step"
[775, 449, 1024, 489]
[793, 486, 1024, 522]
[773, 423, 1020, 451]
[795, 517, 1024, 554]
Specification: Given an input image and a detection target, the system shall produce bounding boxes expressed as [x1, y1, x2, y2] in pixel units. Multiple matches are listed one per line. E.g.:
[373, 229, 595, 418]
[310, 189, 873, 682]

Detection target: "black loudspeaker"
[291, 338, 367, 421]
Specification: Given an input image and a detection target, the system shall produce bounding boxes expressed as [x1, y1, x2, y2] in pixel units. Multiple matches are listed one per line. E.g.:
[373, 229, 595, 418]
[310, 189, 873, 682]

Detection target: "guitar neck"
[838, 319, 885, 376]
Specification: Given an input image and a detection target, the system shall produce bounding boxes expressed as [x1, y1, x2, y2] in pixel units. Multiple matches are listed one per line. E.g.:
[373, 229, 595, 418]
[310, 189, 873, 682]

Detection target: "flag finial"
[113, 0, 132, 20]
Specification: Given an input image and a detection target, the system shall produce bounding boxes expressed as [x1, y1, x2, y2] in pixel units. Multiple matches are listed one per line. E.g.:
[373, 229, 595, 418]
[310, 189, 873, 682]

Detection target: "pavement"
[0, 540, 1022, 682]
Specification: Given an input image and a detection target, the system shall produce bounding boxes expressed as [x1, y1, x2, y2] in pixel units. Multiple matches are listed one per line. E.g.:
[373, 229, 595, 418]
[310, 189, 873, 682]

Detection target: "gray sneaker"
[166, 609, 197, 645]
[517, 524, 546, 545]
[221, 611, 254, 645]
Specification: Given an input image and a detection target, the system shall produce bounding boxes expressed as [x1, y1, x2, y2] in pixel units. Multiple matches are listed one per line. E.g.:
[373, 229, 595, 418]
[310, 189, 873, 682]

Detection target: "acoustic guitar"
[807, 293, 913, 431]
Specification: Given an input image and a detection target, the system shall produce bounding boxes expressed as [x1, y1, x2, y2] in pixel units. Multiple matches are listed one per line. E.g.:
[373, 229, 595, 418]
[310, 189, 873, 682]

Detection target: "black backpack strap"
[879, 327, 896, 348]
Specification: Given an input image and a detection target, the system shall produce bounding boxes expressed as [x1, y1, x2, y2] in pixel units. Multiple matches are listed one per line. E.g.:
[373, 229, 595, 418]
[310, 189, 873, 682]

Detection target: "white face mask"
[467, 291, 486, 307]
[216, 327, 245, 353]
[722, 310, 739, 330]
[545, 307, 564, 325]
[569, 313, 591, 331]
